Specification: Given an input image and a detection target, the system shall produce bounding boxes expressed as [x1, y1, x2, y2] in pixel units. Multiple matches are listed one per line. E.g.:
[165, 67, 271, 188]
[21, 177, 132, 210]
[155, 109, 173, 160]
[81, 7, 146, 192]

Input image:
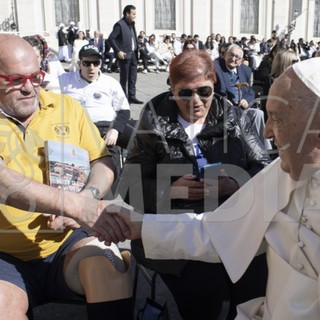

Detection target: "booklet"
[44, 140, 90, 193]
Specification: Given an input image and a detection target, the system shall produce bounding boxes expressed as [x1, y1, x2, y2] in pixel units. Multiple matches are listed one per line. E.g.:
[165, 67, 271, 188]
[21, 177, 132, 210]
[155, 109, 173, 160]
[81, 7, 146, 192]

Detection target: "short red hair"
[169, 50, 216, 87]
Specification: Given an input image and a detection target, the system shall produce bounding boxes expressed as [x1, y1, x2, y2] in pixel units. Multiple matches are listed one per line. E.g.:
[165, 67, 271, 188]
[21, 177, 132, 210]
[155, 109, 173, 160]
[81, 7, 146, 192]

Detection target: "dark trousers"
[139, 48, 149, 70]
[105, 52, 115, 70]
[119, 53, 138, 99]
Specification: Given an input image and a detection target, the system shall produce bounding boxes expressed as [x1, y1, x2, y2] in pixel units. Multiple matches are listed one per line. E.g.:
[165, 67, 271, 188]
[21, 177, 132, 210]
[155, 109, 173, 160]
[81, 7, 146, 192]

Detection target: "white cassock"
[141, 158, 320, 319]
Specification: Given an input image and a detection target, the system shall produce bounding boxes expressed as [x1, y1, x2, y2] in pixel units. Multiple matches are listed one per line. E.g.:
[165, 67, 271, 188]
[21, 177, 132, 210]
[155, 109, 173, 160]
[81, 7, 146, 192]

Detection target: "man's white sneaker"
[142, 69, 148, 74]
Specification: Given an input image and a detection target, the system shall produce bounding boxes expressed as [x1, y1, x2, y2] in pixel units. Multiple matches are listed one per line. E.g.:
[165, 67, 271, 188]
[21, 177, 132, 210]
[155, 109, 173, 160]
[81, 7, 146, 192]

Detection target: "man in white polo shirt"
[55, 44, 135, 187]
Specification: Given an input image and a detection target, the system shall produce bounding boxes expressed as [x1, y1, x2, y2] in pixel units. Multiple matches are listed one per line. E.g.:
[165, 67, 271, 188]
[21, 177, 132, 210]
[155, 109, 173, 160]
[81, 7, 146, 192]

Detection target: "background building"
[0, 0, 319, 50]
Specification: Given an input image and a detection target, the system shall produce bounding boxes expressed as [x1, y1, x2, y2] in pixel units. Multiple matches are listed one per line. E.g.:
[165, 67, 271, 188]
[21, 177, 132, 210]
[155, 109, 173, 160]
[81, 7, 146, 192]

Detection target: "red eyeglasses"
[0, 71, 45, 89]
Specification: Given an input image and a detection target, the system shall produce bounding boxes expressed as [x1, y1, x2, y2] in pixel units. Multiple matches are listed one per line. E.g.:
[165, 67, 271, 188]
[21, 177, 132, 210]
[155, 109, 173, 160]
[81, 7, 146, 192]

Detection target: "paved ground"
[33, 67, 183, 319]
[111, 65, 171, 120]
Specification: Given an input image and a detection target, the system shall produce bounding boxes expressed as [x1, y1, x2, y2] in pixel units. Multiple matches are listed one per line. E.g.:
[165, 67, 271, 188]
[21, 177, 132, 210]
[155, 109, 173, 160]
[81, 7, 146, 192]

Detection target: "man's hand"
[46, 215, 81, 230]
[117, 51, 126, 60]
[238, 99, 249, 109]
[104, 128, 119, 146]
[73, 198, 142, 245]
[93, 200, 143, 245]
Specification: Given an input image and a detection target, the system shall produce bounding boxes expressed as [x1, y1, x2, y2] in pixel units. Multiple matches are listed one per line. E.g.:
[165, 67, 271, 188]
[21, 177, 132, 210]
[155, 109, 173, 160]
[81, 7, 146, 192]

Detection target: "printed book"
[44, 140, 90, 193]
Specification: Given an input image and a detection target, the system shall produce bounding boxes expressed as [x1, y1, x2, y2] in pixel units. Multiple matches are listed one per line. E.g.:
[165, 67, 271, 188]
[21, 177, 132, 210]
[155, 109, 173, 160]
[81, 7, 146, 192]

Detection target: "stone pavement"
[111, 66, 171, 120]
[33, 68, 183, 320]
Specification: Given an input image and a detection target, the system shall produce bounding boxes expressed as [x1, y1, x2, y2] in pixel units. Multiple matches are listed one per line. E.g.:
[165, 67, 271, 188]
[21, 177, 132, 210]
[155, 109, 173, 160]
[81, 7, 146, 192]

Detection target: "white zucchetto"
[292, 57, 320, 97]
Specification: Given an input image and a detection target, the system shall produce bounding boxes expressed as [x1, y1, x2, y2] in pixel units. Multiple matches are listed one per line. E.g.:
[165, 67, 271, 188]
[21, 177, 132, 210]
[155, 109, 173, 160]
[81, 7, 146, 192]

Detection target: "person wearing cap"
[101, 57, 320, 319]
[55, 44, 135, 189]
[0, 34, 133, 319]
[109, 4, 143, 104]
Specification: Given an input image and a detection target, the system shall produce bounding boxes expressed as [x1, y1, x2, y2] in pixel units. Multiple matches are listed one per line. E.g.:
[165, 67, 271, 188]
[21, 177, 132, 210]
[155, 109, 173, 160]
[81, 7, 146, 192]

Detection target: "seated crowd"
[59, 25, 320, 77]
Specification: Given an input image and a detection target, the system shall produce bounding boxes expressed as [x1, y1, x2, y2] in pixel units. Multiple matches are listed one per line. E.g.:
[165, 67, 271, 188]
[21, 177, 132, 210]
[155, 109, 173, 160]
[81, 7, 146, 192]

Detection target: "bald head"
[0, 34, 38, 74]
[0, 34, 42, 126]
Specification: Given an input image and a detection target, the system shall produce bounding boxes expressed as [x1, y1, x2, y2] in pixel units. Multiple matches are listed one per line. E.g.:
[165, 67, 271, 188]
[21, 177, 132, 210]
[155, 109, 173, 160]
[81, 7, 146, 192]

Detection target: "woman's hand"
[170, 174, 204, 200]
[202, 169, 239, 198]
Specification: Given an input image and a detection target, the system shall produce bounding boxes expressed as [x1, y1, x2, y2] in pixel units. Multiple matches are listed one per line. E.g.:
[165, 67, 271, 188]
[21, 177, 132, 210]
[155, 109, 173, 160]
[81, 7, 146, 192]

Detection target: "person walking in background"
[109, 4, 143, 104]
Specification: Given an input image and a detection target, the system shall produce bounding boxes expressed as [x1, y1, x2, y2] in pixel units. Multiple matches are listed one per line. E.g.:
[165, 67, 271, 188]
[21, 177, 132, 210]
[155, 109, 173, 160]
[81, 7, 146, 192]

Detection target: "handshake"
[90, 199, 143, 245]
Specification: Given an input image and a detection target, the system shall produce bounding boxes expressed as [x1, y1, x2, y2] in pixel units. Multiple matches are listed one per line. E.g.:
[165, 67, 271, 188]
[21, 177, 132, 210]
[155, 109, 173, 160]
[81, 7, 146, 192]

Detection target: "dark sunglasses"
[81, 60, 101, 67]
[178, 86, 213, 99]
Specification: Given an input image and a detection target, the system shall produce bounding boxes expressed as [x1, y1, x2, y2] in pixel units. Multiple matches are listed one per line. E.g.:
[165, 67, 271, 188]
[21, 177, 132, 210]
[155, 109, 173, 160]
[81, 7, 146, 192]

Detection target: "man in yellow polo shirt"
[0, 34, 132, 319]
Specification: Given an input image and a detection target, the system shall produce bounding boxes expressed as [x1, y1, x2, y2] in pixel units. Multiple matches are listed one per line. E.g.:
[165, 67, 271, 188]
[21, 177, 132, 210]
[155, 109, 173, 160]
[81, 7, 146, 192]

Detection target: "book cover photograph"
[45, 140, 90, 193]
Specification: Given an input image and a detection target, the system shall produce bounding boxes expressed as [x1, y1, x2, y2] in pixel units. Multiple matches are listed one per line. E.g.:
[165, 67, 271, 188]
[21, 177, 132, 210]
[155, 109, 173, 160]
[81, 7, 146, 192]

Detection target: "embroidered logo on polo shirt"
[54, 124, 70, 136]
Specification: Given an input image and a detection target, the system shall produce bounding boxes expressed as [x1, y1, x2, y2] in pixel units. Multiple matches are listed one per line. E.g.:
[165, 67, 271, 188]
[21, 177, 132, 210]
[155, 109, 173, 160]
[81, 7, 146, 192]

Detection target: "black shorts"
[0, 228, 91, 308]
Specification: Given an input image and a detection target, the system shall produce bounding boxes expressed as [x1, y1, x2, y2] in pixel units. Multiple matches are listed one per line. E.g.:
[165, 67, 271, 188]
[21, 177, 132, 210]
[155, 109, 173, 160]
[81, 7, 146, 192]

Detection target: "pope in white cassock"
[104, 57, 320, 319]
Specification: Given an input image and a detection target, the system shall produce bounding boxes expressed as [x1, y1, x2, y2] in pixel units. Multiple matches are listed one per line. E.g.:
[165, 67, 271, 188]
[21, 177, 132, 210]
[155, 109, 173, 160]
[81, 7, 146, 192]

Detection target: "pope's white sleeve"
[142, 212, 221, 263]
[141, 158, 295, 283]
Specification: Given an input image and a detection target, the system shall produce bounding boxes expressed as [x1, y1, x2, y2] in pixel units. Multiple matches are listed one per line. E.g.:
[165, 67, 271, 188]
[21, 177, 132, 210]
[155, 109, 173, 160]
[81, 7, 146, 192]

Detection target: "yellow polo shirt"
[0, 90, 109, 261]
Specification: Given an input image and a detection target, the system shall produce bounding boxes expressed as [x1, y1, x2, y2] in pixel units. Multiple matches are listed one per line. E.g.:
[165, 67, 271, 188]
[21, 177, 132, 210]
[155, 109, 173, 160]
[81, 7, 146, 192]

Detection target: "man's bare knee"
[0, 280, 28, 320]
[79, 252, 132, 303]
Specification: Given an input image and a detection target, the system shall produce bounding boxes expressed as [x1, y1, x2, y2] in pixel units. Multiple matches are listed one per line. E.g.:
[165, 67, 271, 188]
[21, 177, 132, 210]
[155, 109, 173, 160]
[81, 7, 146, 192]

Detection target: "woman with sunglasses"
[119, 49, 270, 319]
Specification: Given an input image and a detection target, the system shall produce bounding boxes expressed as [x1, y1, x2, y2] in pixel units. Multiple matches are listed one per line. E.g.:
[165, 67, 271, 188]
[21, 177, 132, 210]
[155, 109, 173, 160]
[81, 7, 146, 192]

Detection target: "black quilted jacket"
[119, 91, 270, 214]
